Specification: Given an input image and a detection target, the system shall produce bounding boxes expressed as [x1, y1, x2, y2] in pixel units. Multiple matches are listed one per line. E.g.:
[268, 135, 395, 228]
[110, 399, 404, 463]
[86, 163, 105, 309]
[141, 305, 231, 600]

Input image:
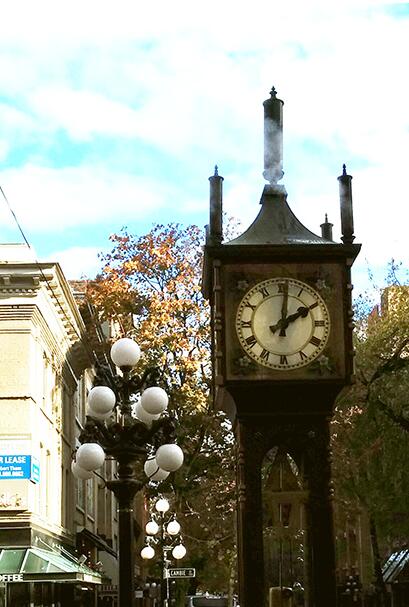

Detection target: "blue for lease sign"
[0, 455, 40, 483]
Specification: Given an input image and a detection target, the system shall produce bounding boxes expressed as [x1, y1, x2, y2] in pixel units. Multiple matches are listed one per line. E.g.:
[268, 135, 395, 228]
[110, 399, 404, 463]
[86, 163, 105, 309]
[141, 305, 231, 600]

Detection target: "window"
[42, 353, 53, 416]
[64, 469, 71, 528]
[77, 479, 85, 511]
[73, 384, 80, 420]
[86, 478, 94, 519]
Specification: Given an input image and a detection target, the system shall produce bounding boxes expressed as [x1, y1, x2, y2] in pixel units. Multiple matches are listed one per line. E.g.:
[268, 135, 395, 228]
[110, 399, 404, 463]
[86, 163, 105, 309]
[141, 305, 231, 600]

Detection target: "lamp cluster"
[141, 497, 187, 562]
[71, 337, 184, 482]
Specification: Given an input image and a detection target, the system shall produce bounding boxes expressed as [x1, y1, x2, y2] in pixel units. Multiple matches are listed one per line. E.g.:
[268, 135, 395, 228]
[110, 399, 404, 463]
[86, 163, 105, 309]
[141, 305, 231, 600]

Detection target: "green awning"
[0, 547, 102, 584]
[383, 549, 409, 584]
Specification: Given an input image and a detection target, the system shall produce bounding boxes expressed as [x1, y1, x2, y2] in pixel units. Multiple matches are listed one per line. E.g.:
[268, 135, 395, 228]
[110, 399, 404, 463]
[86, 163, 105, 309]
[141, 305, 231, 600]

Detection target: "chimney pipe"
[320, 214, 333, 241]
[338, 164, 355, 244]
[208, 165, 223, 244]
[263, 87, 284, 185]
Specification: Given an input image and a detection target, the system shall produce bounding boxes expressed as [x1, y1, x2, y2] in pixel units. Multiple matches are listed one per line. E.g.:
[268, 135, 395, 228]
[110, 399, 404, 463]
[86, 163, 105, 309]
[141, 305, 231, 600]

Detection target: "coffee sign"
[0, 574, 23, 582]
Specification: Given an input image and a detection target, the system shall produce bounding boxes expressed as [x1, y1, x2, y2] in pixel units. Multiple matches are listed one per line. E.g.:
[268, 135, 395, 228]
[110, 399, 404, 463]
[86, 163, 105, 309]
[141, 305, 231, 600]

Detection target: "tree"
[332, 274, 409, 604]
[86, 223, 237, 597]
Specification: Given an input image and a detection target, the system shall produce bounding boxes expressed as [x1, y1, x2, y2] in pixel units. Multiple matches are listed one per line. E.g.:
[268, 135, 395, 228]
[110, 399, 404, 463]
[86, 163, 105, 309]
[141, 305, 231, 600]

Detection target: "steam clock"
[202, 89, 360, 607]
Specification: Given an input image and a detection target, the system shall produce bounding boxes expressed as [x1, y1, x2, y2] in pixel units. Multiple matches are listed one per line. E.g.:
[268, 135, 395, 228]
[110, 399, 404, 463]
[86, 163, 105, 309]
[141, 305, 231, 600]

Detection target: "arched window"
[262, 447, 307, 606]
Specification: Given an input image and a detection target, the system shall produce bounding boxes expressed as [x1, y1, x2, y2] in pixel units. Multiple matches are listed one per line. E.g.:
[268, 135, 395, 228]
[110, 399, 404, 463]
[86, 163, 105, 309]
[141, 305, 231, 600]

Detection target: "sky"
[0, 0, 408, 300]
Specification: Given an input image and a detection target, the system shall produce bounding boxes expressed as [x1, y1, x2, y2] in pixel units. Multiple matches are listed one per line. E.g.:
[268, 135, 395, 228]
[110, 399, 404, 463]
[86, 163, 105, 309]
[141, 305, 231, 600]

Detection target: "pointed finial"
[325, 213, 328, 223]
[214, 165, 219, 176]
[342, 163, 347, 176]
[270, 86, 277, 98]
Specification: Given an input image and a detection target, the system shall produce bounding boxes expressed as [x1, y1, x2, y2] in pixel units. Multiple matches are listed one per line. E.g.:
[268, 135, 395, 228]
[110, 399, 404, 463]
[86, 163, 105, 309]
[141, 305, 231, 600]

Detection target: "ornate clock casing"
[203, 176, 360, 418]
[201, 90, 361, 607]
[209, 249, 359, 413]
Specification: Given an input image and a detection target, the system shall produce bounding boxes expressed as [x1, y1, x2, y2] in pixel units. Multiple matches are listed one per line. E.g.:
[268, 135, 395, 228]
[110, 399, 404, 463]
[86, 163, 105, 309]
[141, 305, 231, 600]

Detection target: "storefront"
[0, 546, 102, 606]
[383, 549, 409, 607]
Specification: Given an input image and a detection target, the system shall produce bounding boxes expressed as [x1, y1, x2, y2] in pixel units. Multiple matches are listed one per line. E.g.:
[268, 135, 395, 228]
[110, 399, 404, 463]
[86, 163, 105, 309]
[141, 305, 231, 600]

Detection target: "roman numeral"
[299, 350, 308, 361]
[280, 354, 288, 365]
[314, 320, 325, 326]
[245, 335, 257, 348]
[260, 349, 270, 361]
[241, 320, 251, 328]
[245, 302, 256, 311]
[278, 282, 288, 293]
[310, 335, 321, 347]
[297, 288, 304, 297]
[259, 286, 269, 298]
[309, 302, 318, 309]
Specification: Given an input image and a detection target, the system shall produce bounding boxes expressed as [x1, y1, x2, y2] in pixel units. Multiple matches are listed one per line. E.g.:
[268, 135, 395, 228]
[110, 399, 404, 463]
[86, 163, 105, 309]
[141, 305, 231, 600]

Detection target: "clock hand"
[284, 306, 309, 325]
[279, 283, 289, 337]
[269, 305, 311, 334]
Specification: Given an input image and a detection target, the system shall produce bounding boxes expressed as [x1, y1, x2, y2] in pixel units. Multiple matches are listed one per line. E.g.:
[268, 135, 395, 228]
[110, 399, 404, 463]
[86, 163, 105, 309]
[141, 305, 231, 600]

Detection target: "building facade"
[0, 244, 118, 607]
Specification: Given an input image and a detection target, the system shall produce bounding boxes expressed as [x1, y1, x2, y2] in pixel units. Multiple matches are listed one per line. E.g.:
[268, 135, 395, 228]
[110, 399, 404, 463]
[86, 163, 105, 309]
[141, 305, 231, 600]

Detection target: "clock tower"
[202, 88, 360, 606]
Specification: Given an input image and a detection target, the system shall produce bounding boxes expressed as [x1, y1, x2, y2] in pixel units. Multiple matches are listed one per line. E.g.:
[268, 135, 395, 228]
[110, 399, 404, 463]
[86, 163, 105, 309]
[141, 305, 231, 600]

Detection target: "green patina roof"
[0, 547, 102, 583]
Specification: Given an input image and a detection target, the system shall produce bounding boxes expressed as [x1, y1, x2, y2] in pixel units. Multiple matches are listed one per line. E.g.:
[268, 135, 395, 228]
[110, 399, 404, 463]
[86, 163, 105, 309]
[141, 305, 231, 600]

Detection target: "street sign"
[166, 568, 196, 579]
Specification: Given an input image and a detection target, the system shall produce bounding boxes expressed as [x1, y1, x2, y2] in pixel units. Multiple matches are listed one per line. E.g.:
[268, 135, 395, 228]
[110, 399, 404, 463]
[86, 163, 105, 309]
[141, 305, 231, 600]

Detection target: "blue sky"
[0, 1, 408, 299]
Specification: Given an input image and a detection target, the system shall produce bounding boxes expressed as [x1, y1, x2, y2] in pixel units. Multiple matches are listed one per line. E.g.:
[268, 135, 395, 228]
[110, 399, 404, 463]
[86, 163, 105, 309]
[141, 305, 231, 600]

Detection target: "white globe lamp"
[140, 387, 169, 415]
[110, 338, 141, 369]
[156, 444, 184, 472]
[141, 545, 155, 560]
[145, 520, 159, 535]
[135, 401, 161, 426]
[166, 520, 181, 536]
[172, 544, 186, 560]
[76, 443, 105, 471]
[155, 498, 170, 513]
[71, 461, 93, 480]
[144, 458, 170, 481]
[88, 386, 116, 415]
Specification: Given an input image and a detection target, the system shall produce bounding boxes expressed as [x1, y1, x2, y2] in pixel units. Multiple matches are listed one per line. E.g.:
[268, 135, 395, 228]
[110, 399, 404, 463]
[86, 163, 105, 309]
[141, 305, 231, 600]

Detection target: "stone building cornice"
[0, 261, 95, 378]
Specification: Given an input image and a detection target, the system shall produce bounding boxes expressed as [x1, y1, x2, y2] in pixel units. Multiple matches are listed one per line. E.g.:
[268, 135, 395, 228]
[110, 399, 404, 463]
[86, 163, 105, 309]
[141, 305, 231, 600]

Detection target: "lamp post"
[342, 571, 362, 605]
[71, 337, 184, 607]
[141, 497, 187, 607]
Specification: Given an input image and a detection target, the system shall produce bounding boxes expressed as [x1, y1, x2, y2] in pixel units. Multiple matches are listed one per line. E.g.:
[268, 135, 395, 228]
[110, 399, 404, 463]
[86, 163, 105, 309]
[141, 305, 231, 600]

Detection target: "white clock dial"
[235, 277, 330, 370]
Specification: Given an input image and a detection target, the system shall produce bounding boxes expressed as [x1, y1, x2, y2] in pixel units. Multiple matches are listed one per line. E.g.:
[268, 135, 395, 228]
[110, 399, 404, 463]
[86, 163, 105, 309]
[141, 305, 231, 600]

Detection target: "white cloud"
[28, 88, 142, 142]
[0, 164, 173, 231]
[2, 1, 408, 164]
[47, 246, 103, 280]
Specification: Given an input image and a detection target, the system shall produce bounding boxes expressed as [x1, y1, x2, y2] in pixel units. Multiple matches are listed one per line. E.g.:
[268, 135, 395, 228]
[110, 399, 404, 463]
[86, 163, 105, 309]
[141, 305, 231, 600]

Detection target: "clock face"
[235, 277, 330, 370]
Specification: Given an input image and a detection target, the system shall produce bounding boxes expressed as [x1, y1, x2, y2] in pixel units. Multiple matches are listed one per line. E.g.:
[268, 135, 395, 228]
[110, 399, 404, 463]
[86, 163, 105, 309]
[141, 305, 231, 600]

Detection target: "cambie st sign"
[166, 568, 196, 579]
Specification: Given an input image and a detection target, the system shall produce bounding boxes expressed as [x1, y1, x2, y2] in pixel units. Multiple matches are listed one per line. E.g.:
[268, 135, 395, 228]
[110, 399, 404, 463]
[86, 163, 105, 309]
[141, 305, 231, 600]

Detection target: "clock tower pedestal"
[235, 413, 336, 606]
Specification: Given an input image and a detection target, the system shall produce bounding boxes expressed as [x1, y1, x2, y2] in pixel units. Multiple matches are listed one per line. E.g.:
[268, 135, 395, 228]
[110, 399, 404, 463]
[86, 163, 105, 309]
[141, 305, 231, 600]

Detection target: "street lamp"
[141, 497, 187, 607]
[342, 571, 362, 604]
[71, 337, 184, 607]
